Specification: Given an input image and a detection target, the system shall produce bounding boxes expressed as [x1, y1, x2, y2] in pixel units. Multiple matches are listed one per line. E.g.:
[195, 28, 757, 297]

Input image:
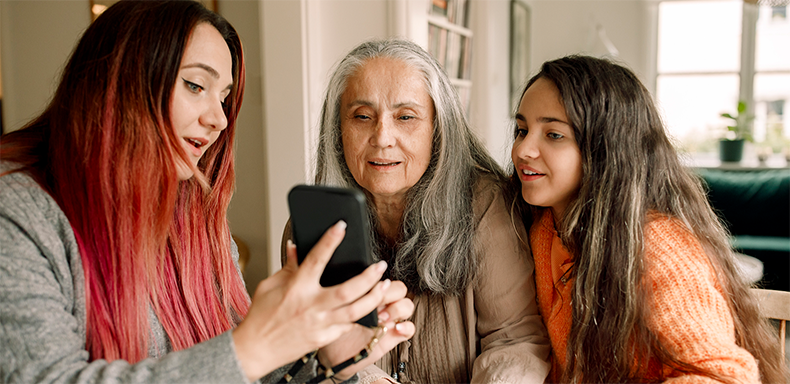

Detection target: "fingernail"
[287, 239, 295, 249]
[378, 311, 390, 322]
[380, 279, 391, 291]
[332, 220, 347, 234]
[395, 322, 407, 332]
[375, 260, 387, 272]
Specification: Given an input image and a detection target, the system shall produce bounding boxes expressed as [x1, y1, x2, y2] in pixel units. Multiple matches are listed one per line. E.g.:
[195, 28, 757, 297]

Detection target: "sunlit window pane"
[753, 73, 790, 145]
[756, 6, 790, 71]
[657, 1, 741, 73]
[656, 74, 739, 152]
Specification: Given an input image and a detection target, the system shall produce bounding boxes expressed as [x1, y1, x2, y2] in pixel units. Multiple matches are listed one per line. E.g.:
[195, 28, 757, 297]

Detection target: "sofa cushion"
[698, 169, 790, 238]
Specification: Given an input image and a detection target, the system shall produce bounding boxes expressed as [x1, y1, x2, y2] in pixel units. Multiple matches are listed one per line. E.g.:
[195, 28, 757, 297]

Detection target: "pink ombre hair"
[1, 0, 249, 362]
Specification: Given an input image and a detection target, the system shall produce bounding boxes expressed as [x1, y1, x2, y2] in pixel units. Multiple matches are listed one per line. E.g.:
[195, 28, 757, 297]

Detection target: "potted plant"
[719, 101, 753, 162]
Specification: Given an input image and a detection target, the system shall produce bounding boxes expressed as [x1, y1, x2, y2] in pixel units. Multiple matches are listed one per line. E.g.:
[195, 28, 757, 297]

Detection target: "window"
[655, 0, 790, 160]
[772, 5, 786, 19]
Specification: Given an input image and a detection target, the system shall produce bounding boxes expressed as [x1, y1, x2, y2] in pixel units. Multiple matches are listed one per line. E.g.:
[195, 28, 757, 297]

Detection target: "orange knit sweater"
[529, 209, 760, 383]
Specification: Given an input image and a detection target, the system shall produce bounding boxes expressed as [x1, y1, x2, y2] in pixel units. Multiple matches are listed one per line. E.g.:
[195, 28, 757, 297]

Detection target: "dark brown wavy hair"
[506, 55, 787, 383]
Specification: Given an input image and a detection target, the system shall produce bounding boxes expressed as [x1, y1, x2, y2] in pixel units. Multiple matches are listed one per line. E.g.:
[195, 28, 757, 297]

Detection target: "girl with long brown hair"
[0, 1, 413, 383]
[508, 55, 787, 383]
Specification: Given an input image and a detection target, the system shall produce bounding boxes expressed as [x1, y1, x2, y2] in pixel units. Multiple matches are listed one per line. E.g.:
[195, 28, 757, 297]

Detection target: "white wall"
[218, 1, 270, 295]
[470, 0, 514, 166]
[525, 0, 656, 91]
[0, 1, 88, 132]
[306, 0, 391, 179]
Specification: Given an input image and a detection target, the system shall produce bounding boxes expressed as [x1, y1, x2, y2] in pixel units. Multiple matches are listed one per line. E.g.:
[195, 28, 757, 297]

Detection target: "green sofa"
[697, 168, 790, 291]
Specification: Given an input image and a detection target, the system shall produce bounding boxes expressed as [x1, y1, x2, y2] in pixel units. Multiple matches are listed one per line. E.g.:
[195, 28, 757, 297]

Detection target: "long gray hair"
[314, 38, 503, 294]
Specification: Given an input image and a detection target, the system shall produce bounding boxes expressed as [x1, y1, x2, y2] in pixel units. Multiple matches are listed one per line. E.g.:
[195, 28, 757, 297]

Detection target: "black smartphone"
[287, 184, 378, 328]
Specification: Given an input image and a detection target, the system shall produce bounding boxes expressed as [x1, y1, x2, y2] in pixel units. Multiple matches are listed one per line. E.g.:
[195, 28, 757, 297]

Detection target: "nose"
[200, 98, 228, 131]
[512, 132, 539, 160]
[369, 116, 395, 148]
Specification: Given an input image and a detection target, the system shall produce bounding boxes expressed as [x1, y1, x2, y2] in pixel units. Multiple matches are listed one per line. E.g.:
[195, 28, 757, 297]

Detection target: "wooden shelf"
[427, 14, 472, 37]
[449, 78, 472, 88]
[426, 0, 472, 113]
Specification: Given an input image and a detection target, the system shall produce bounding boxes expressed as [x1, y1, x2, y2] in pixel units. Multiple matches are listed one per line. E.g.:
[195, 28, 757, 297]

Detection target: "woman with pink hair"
[0, 1, 413, 383]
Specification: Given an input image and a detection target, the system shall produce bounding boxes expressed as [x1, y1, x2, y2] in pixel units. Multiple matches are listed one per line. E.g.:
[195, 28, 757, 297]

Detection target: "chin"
[521, 195, 543, 208]
[176, 162, 195, 181]
[177, 171, 195, 181]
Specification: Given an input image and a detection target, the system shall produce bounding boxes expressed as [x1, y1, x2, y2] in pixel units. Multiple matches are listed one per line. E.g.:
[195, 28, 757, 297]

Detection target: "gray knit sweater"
[0, 165, 316, 384]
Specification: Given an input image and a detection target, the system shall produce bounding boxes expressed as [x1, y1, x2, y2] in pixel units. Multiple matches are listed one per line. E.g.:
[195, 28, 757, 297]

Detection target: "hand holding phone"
[287, 185, 378, 328]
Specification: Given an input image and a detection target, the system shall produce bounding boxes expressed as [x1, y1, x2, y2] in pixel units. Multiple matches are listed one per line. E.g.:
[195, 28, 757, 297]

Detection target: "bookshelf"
[427, 0, 472, 112]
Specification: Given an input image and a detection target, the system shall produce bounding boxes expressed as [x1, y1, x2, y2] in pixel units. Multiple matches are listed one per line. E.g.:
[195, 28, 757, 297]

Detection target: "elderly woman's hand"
[316, 280, 415, 381]
[232, 221, 391, 382]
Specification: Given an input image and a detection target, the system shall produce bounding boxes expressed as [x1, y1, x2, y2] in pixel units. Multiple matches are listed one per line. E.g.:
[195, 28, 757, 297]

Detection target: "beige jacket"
[281, 175, 550, 384]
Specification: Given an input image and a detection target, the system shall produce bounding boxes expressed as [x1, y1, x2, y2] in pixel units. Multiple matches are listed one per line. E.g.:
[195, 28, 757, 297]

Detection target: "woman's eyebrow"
[181, 62, 233, 91]
[538, 116, 570, 125]
[348, 100, 375, 108]
[392, 101, 422, 109]
[182, 62, 219, 78]
[515, 113, 570, 126]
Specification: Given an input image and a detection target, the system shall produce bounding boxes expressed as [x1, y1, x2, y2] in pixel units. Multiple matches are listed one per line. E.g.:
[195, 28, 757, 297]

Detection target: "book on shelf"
[455, 84, 471, 114]
[455, 0, 468, 27]
[459, 35, 472, 80]
[428, 27, 472, 80]
[432, 0, 468, 27]
[431, 0, 447, 17]
[429, 24, 448, 63]
[446, 32, 463, 79]
[429, 24, 440, 60]
[428, 0, 472, 115]
[437, 27, 448, 68]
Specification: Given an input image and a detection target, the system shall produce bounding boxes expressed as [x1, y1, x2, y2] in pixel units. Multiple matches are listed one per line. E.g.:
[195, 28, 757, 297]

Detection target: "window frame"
[650, 0, 790, 166]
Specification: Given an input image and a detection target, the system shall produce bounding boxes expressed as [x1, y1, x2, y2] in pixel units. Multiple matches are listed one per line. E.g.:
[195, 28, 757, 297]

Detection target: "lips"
[516, 164, 545, 181]
[185, 138, 205, 148]
[368, 159, 401, 167]
[182, 137, 208, 157]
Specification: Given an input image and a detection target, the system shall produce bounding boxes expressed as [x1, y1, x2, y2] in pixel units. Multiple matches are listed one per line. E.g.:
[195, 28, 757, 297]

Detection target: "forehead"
[343, 57, 429, 101]
[519, 78, 565, 113]
[181, 23, 232, 78]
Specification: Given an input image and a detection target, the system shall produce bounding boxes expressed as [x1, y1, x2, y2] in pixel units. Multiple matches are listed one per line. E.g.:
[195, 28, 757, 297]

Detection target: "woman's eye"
[354, 114, 371, 120]
[183, 79, 203, 93]
[398, 115, 414, 121]
[548, 132, 564, 140]
[515, 128, 527, 138]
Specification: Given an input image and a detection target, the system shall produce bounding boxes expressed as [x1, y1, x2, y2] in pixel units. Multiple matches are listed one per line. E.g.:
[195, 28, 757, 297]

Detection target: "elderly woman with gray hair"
[283, 38, 550, 384]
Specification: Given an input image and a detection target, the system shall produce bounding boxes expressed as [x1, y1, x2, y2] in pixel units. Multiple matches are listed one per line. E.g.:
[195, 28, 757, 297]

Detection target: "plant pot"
[719, 139, 745, 162]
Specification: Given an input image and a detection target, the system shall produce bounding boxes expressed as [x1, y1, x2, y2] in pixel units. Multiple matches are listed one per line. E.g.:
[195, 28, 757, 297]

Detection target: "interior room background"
[1, 0, 788, 295]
